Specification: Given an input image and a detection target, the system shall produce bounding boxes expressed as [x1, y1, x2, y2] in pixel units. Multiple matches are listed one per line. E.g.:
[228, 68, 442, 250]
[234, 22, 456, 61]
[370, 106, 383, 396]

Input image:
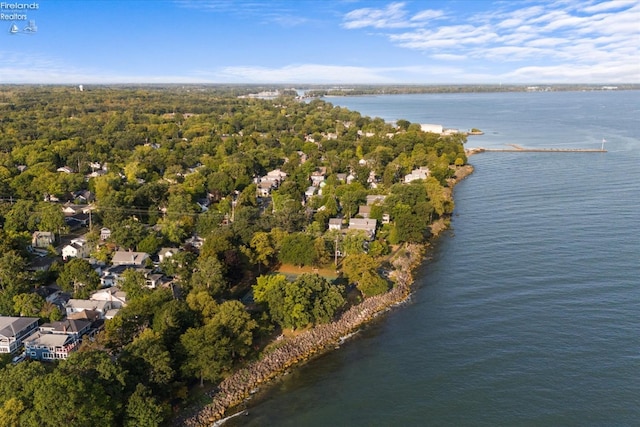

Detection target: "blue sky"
[1, 0, 638, 84]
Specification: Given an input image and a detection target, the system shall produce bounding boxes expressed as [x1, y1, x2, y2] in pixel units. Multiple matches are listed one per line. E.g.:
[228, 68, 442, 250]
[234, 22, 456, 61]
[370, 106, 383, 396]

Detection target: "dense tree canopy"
[0, 85, 467, 425]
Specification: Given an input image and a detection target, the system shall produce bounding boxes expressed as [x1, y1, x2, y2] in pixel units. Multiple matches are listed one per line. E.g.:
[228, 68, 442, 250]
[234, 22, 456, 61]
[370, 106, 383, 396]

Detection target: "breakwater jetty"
[467, 144, 606, 155]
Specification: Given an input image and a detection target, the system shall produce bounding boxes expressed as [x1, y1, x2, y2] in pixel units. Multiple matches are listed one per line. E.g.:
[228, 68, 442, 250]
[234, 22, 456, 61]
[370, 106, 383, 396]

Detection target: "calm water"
[230, 91, 640, 426]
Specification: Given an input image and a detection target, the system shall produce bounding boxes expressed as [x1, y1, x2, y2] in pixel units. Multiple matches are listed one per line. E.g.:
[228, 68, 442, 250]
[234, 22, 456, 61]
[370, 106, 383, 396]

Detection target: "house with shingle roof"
[0, 316, 40, 354]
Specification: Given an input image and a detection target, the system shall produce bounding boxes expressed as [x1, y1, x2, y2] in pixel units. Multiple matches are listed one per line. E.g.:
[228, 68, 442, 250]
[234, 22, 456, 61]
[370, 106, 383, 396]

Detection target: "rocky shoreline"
[178, 164, 474, 427]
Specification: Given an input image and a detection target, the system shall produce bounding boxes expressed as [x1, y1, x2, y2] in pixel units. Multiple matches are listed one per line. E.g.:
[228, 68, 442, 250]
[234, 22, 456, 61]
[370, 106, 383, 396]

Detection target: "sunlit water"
[228, 91, 640, 426]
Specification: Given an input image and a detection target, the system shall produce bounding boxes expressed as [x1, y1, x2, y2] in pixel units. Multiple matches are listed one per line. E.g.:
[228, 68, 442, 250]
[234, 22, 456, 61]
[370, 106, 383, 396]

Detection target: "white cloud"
[343, 0, 640, 82]
[343, 1, 446, 29]
[580, 0, 631, 13]
[174, 0, 309, 27]
[209, 64, 398, 84]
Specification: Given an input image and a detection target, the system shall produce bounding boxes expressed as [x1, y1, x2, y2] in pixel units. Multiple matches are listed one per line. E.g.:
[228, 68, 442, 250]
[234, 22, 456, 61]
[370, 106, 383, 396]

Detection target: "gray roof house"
[24, 319, 91, 361]
[32, 231, 55, 248]
[111, 251, 150, 266]
[0, 316, 40, 354]
[348, 218, 378, 239]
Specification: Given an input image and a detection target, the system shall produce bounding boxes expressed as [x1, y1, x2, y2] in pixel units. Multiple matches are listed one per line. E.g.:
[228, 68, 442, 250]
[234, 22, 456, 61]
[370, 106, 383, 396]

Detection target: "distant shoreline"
[179, 164, 474, 427]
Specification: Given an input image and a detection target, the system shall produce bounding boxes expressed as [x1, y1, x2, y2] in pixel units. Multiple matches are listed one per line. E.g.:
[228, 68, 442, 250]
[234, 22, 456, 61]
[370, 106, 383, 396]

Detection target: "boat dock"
[467, 144, 606, 155]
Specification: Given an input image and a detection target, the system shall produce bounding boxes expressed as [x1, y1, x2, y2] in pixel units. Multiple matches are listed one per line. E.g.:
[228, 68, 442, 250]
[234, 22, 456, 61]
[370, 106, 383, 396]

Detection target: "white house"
[62, 237, 91, 261]
[404, 167, 430, 183]
[158, 247, 180, 263]
[90, 287, 127, 309]
[305, 186, 316, 198]
[65, 299, 113, 319]
[420, 124, 443, 134]
[310, 168, 326, 187]
[100, 227, 111, 241]
[328, 218, 343, 231]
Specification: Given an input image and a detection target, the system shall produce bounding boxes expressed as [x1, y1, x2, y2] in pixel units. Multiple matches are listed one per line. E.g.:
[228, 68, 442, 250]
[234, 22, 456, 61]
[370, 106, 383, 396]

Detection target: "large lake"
[229, 90, 640, 426]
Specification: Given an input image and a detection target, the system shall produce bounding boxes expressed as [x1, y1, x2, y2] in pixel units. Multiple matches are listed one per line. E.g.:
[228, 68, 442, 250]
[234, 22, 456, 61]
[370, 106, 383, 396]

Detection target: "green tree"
[252, 274, 288, 326]
[136, 233, 163, 255]
[122, 329, 175, 391]
[342, 253, 389, 297]
[27, 373, 115, 426]
[190, 255, 227, 296]
[120, 268, 150, 301]
[3, 200, 36, 233]
[57, 258, 100, 298]
[278, 233, 316, 267]
[249, 231, 276, 271]
[180, 301, 256, 385]
[0, 398, 24, 427]
[13, 293, 45, 317]
[111, 218, 148, 250]
[34, 202, 66, 235]
[0, 250, 28, 292]
[125, 384, 168, 427]
[253, 273, 344, 329]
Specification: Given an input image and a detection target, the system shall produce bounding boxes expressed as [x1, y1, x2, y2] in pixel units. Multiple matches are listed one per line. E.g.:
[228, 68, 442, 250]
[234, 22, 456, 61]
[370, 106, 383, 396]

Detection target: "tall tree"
[124, 384, 168, 427]
[57, 258, 100, 298]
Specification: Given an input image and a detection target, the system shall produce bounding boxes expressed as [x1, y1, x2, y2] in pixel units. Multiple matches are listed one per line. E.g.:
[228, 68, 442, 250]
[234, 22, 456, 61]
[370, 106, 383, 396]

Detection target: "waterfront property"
[0, 316, 40, 354]
[23, 319, 91, 361]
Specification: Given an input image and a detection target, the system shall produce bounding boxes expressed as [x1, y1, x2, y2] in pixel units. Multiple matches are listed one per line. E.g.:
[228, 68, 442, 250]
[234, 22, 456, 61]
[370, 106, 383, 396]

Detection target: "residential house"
[65, 213, 90, 228]
[366, 195, 387, 205]
[184, 235, 205, 250]
[56, 166, 74, 174]
[31, 231, 55, 248]
[158, 247, 180, 263]
[404, 167, 430, 183]
[65, 299, 113, 319]
[35, 285, 63, 304]
[100, 227, 111, 241]
[310, 167, 326, 187]
[99, 265, 129, 288]
[305, 186, 316, 198]
[67, 309, 101, 323]
[256, 169, 288, 197]
[265, 168, 287, 183]
[85, 169, 107, 180]
[367, 170, 379, 189]
[27, 256, 56, 273]
[357, 130, 375, 138]
[62, 237, 91, 261]
[357, 205, 372, 219]
[146, 273, 165, 289]
[90, 287, 127, 309]
[348, 218, 378, 239]
[0, 316, 40, 354]
[328, 218, 343, 231]
[257, 180, 275, 197]
[24, 333, 77, 361]
[61, 202, 92, 216]
[39, 319, 91, 338]
[111, 250, 150, 267]
[24, 319, 91, 361]
[72, 190, 94, 203]
[420, 124, 443, 134]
